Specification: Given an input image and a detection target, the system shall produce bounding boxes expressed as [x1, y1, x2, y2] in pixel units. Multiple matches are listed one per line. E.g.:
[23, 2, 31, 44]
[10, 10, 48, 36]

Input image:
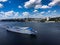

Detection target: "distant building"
[46, 17, 50, 21]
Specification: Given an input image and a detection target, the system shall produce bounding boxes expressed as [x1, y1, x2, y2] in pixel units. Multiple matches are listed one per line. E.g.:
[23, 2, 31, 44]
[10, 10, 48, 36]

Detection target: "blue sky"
[0, 0, 60, 19]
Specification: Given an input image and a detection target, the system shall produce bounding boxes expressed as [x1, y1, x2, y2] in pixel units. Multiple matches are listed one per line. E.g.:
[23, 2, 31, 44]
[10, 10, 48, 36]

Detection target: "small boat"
[6, 26, 37, 35]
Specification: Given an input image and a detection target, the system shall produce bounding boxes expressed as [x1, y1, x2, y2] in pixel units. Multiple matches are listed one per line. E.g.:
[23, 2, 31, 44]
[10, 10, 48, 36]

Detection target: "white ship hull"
[6, 26, 37, 35]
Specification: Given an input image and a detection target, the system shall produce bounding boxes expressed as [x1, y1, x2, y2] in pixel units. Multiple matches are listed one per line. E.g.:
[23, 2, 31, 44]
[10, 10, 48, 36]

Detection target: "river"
[0, 22, 60, 45]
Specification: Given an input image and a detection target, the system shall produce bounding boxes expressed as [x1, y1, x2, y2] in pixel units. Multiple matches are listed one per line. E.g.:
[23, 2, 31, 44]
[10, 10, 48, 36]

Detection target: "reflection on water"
[0, 22, 60, 45]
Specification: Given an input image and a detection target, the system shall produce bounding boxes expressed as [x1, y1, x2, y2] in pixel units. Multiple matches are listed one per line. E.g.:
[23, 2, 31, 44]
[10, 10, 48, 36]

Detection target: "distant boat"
[6, 26, 37, 35]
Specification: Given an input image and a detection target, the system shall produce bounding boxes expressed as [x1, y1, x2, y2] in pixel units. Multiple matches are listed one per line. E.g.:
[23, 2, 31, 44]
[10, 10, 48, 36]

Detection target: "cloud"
[0, 10, 58, 19]
[0, 11, 30, 19]
[30, 12, 45, 18]
[40, 11, 45, 14]
[30, 15, 43, 18]
[0, 0, 8, 8]
[0, 3, 3, 8]
[47, 10, 56, 14]
[33, 10, 38, 13]
[22, 12, 30, 18]
[24, 0, 60, 9]
[0, 11, 5, 18]
[18, 5, 22, 8]
[0, 11, 37, 19]
[0, 0, 7, 2]
[45, 10, 51, 14]
[24, 0, 41, 8]
[0, 10, 20, 19]
[40, 5, 50, 9]
[53, 10, 56, 13]
[24, 0, 51, 9]
[35, 5, 51, 9]
[35, 5, 41, 9]
[4, 10, 20, 18]
[48, 10, 51, 13]
[48, 0, 60, 6]
[4, 10, 15, 17]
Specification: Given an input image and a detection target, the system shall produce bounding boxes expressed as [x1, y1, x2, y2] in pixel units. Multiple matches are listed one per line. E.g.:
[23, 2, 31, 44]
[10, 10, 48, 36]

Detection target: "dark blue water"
[0, 22, 60, 45]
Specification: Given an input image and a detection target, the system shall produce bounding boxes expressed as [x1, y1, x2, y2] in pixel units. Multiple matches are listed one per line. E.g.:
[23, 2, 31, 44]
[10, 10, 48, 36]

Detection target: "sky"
[0, 0, 60, 19]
